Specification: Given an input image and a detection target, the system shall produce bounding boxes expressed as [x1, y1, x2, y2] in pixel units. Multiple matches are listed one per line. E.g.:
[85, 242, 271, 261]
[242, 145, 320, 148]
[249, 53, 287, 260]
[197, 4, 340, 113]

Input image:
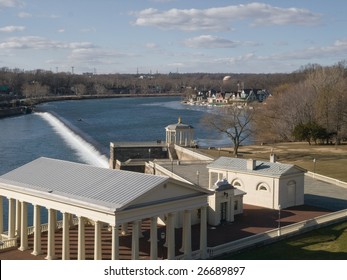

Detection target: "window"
[232, 179, 243, 189]
[256, 183, 270, 192]
[234, 200, 238, 210]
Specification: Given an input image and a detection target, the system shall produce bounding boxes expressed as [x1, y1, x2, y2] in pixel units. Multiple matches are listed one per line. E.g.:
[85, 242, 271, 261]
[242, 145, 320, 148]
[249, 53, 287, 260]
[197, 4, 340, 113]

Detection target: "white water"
[37, 112, 109, 168]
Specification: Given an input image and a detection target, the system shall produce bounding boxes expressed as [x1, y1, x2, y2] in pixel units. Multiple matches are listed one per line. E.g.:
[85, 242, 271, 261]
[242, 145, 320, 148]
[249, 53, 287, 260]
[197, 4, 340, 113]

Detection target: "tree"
[292, 122, 327, 145]
[308, 65, 347, 145]
[202, 106, 254, 156]
[22, 82, 49, 99]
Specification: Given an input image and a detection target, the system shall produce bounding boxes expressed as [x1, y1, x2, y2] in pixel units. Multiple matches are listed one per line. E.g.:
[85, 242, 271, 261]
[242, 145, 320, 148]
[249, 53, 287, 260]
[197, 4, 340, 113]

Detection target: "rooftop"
[0, 157, 169, 211]
[207, 156, 305, 177]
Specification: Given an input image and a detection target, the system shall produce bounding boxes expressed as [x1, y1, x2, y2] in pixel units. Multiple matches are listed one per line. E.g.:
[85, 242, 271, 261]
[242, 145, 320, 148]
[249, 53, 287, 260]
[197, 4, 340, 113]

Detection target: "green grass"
[218, 221, 347, 260]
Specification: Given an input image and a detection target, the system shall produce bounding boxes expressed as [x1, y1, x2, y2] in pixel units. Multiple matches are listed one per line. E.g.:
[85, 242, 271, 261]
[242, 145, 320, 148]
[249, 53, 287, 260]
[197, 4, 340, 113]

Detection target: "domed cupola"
[165, 117, 194, 147]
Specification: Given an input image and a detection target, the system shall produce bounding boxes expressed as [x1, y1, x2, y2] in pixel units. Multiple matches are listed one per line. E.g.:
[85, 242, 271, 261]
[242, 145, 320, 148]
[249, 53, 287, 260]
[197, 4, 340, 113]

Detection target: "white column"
[62, 212, 70, 260]
[150, 217, 158, 260]
[45, 208, 56, 260]
[167, 212, 176, 260]
[0, 196, 3, 234]
[15, 199, 21, 237]
[208, 172, 212, 189]
[183, 210, 192, 259]
[111, 225, 119, 260]
[200, 206, 207, 259]
[131, 220, 140, 260]
[94, 220, 102, 260]
[8, 198, 15, 238]
[19, 201, 28, 251]
[78, 216, 85, 260]
[32, 205, 41, 256]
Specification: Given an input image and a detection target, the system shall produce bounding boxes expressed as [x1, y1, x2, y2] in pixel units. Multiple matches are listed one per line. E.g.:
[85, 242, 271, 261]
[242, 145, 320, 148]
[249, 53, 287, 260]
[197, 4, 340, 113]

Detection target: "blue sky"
[0, 0, 346, 74]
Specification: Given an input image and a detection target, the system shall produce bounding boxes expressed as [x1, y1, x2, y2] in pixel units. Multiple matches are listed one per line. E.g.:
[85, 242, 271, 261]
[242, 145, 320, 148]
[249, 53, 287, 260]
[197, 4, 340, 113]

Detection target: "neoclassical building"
[0, 157, 211, 260]
[207, 156, 306, 210]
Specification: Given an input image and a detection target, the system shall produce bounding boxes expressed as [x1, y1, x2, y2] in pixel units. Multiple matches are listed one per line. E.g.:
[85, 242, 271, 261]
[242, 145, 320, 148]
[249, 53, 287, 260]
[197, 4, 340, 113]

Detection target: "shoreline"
[0, 93, 182, 118]
[29, 92, 183, 106]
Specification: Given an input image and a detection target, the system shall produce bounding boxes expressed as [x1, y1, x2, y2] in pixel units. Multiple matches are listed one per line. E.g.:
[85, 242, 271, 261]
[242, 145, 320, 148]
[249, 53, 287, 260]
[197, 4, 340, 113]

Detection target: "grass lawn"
[219, 221, 347, 260]
[201, 142, 347, 182]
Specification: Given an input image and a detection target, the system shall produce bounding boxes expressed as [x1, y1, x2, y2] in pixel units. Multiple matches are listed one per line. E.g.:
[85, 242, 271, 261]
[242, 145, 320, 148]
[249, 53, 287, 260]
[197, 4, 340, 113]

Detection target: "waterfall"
[36, 112, 109, 168]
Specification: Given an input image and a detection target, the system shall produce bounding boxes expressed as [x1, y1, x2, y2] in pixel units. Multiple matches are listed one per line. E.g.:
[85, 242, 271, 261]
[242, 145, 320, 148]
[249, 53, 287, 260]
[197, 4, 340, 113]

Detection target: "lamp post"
[196, 170, 200, 186]
[148, 148, 151, 162]
[278, 204, 281, 236]
[160, 232, 166, 260]
[313, 158, 316, 178]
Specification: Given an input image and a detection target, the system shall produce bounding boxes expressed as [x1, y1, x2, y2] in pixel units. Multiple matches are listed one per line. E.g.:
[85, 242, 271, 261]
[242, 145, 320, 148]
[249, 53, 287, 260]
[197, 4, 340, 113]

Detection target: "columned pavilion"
[165, 117, 194, 147]
[0, 157, 210, 260]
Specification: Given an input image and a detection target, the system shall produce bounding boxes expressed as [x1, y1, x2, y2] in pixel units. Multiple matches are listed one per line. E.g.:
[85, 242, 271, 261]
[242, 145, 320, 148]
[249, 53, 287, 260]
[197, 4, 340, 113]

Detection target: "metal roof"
[165, 123, 194, 130]
[207, 157, 304, 177]
[0, 157, 169, 211]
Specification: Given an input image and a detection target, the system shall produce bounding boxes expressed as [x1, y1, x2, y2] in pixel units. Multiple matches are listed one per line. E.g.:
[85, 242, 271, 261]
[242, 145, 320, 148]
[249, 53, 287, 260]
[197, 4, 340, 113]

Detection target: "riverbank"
[28, 92, 183, 106]
[0, 93, 182, 118]
[0, 106, 32, 118]
[200, 142, 347, 182]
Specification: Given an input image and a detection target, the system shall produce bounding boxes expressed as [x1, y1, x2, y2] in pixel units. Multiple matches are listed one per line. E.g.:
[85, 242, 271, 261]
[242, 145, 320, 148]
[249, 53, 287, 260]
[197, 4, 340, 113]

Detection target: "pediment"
[121, 179, 210, 210]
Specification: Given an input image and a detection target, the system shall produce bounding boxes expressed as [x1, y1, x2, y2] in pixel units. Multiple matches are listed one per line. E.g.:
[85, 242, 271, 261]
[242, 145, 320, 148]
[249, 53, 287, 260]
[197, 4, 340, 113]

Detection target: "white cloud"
[17, 11, 32, 18]
[58, 29, 65, 33]
[132, 3, 321, 31]
[145, 42, 158, 49]
[67, 48, 129, 66]
[268, 39, 347, 61]
[0, 25, 25, 32]
[0, 0, 23, 9]
[0, 36, 95, 50]
[184, 35, 241, 48]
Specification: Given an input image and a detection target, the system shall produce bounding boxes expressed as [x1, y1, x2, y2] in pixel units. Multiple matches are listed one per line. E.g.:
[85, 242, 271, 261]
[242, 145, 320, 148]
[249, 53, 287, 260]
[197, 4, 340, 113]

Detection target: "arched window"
[256, 183, 270, 192]
[231, 179, 243, 189]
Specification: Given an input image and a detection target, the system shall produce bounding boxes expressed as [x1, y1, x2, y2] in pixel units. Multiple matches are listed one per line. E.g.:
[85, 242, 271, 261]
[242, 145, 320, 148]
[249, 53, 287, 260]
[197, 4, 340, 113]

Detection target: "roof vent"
[270, 153, 277, 163]
[247, 159, 256, 170]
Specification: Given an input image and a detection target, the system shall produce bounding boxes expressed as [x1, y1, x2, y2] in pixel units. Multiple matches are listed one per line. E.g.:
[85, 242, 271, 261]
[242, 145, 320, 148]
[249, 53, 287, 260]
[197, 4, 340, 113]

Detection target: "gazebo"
[165, 117, 194, 147]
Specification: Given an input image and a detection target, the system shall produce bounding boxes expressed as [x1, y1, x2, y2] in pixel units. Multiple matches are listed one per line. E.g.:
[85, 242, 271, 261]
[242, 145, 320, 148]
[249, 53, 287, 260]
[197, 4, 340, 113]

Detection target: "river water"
[0, 96, 232, 228]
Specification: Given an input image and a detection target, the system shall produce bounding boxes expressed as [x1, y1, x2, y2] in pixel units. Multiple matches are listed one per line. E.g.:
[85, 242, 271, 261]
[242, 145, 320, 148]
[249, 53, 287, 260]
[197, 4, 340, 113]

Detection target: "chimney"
[247, 159, 256, 170]
[270, 153, 277, 163]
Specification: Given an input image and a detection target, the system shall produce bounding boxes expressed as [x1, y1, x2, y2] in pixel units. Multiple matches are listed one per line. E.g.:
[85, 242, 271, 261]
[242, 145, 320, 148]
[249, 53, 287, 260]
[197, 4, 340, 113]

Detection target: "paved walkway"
[304, 176, 347, 211]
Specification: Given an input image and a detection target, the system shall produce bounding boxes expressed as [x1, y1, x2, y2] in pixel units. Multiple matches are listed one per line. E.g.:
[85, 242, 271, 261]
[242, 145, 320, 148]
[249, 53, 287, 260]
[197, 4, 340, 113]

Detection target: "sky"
[0, 0, 346, 74]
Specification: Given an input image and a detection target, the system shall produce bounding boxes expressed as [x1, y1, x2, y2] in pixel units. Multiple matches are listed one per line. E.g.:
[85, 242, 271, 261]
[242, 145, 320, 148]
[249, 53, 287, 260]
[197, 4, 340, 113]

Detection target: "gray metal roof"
[207, 157, 305, 177]
[0, 157, 169, 211]
[158, 162, 210, 189]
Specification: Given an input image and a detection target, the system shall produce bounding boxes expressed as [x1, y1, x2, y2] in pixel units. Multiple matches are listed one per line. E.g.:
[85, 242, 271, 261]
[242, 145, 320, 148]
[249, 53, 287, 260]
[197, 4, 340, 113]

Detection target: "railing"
[306, 172, 347, 189]
[0, 237, 17, 251]
[0, 217, 79, 252]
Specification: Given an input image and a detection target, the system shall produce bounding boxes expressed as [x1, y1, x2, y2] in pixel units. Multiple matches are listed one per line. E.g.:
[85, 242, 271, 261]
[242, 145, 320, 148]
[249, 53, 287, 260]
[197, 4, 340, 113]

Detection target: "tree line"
[254, 62, 347, 147]
[0, 67, 304, 101]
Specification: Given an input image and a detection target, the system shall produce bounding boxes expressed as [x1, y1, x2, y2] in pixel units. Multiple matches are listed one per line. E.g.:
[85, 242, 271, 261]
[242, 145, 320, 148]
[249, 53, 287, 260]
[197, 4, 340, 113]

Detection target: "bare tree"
[308, 65, 347, 144]
[22, 82, 49, 99]
[202, 106, 254, 156]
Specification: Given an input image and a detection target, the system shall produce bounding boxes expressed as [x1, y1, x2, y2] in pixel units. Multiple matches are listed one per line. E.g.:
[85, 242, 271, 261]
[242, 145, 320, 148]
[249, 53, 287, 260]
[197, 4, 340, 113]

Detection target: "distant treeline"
[0, 66, 309, 100]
